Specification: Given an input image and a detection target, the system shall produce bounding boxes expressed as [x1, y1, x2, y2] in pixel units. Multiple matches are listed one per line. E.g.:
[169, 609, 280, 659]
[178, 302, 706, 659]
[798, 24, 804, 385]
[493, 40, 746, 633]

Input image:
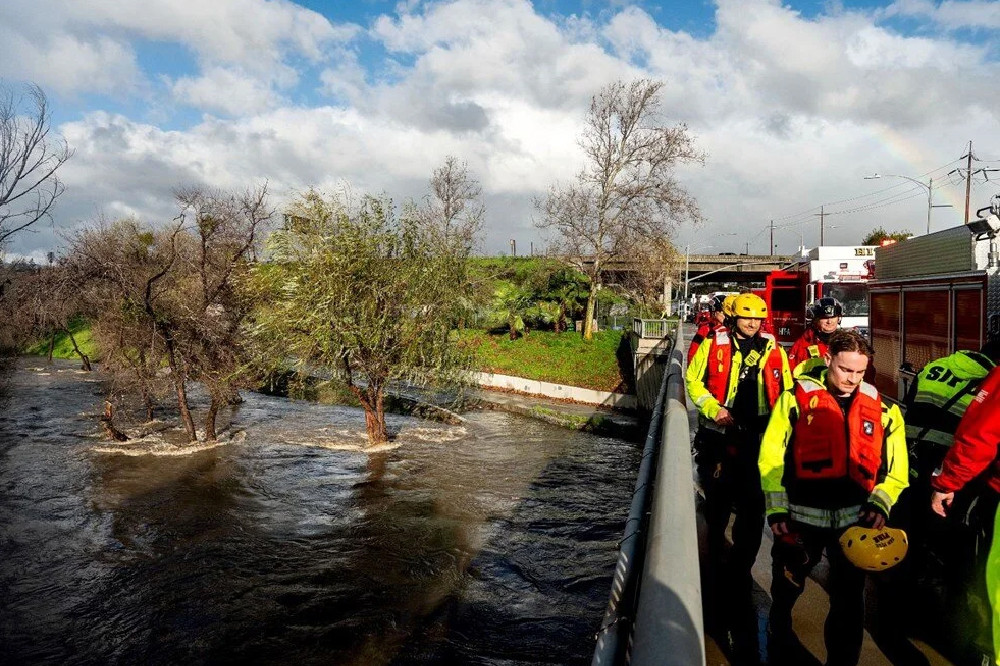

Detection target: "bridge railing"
[632, 317, 672, 339]
[592, 323, 704, 666]
[629, 325, 704, 665]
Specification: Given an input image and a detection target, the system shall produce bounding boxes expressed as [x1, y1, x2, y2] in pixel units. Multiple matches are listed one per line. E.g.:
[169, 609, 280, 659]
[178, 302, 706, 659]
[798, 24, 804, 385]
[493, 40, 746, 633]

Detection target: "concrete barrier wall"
[470, 371, 636, 410]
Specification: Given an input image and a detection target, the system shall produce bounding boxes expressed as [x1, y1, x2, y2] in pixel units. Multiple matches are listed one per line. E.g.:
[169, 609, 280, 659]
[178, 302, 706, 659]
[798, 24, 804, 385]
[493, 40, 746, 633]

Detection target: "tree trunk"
[556, 303, 567, 333]
[47, 332, 56, 361]
[163, 338, 197, 442]
[64, 327, 92, 371]
[508, 313, 518, 340]
[99, 401, 129, 442]
[362, 385, 389, 446]
[204, 398, 219, 442]
[583, 285, 598, 340]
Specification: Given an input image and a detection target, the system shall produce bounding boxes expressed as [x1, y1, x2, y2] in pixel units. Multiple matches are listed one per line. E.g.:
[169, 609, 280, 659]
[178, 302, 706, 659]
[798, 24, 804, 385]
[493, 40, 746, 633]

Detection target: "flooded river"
[0, 359, 640, 665]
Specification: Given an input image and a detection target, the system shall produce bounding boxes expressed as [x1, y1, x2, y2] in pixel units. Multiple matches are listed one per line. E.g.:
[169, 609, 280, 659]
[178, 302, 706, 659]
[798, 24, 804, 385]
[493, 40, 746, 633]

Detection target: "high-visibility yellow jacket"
[759, 368, 909, 528]
[685, 328, 792, 426]
[904, 350, 995, 448]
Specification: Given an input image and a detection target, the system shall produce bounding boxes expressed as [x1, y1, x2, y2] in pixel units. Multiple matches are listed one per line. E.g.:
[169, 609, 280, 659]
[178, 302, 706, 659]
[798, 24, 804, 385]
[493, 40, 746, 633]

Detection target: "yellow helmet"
[722, 294, 739, 317]
[839, 526, 908, 571]
[732, 293, 768, 319]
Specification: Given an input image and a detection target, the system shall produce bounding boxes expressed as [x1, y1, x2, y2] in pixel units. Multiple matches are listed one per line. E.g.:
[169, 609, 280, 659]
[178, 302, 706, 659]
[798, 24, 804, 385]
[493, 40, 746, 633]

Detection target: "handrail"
[591, 325, 674, 666]
[630, 324, 705, 665]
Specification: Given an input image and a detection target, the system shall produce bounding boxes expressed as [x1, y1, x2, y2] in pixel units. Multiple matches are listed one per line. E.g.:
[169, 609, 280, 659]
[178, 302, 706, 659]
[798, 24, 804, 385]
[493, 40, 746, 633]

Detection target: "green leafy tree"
[247, 189, 475, 447]
[543, 267, 589, 333]
[861, 226, 912, 246]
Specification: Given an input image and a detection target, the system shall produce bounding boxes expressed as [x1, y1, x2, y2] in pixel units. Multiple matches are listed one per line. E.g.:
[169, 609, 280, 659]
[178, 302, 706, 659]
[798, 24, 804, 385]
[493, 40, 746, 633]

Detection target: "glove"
[768, 512, 791, 535]
[859, 502, 888, 527]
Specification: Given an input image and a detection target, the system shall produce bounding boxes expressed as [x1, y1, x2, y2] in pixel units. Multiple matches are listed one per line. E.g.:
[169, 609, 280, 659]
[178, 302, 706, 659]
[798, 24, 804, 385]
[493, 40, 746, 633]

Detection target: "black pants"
[769, 522, 866, 666]
[695, 426, 765, 654]
[894, 444, 998, 659]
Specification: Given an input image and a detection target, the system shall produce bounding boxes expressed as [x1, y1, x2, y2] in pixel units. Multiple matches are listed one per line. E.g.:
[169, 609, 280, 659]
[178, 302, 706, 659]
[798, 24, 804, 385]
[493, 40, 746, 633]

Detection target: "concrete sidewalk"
[462, 383, 641, 440]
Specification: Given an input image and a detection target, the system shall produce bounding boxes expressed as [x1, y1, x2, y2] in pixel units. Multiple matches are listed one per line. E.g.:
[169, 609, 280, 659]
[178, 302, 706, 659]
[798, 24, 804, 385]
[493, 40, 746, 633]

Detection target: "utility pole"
[965, 140, 973, 224]
[814, 205, 826, 245]
[769, 219, 775, 256]
[745, 240, 750, 254]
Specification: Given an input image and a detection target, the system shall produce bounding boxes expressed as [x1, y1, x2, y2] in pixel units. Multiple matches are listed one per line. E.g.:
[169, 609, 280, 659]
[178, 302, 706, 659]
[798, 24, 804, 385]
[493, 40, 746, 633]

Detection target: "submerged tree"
[247, 187, 476, 447]
[535, 79, 703, 339]
[65, 185, 271, 442]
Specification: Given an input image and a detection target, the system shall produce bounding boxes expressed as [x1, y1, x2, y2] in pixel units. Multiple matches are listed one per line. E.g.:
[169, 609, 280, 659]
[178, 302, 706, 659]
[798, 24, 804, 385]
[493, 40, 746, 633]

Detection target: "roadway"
[680, 331, 959, 666]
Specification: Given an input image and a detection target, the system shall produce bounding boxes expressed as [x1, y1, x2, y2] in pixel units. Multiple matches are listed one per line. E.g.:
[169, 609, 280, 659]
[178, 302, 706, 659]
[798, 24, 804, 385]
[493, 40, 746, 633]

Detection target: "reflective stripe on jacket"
[904, 350, 995, 448]
[759, 368, 909, 527]
[685, 328, 792, 423]
[932, 366, 1000, 495]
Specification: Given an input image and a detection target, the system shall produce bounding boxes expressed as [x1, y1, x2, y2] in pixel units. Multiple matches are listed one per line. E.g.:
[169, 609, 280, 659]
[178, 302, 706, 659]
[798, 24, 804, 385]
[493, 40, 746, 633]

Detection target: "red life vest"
[789, 328, 829, 368]
[704, 330, 785, 409]
[792, 379, 883, 492]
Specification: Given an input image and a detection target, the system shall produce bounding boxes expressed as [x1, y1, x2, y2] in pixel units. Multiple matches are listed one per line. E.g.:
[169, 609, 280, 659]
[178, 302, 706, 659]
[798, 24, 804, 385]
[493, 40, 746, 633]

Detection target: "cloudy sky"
[2, 0, 999, 262]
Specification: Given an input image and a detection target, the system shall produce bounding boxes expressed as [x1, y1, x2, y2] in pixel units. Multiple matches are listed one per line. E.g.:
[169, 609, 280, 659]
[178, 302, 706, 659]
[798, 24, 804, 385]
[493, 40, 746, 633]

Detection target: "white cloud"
[4, 0, 1000, 262]
[883, 0, 1000, 30]
[170, 67, 284, 115]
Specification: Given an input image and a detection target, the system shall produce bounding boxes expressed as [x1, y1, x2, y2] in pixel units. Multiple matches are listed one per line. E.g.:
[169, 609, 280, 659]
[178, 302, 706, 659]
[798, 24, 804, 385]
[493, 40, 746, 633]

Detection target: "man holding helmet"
[759, 329, 908, 665]
[686, 292, 792, 662]
[788, 297, 844, 375]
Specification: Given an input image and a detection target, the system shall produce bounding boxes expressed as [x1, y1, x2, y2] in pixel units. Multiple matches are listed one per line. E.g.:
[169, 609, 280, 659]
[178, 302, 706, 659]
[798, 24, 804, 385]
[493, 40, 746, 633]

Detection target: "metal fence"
[591, 322, 704, 666]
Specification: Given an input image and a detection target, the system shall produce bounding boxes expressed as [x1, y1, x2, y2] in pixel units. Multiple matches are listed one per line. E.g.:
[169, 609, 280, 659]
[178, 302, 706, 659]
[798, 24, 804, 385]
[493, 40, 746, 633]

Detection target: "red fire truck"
[867, 203, 1000, 401]
[765, 246, 877, 345]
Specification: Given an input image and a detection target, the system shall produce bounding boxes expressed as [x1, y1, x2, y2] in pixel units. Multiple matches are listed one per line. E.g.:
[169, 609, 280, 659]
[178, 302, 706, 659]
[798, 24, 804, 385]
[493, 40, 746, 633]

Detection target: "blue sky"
[2, 0, 999, 261]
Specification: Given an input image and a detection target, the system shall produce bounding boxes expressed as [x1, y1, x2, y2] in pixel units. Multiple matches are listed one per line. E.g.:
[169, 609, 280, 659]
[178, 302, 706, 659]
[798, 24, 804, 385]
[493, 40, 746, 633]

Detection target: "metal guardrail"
[592, 326, 674, 666]
[592, 322, 703, 666]
[632, 318, 672, 339]
[630, 326, 704, 666]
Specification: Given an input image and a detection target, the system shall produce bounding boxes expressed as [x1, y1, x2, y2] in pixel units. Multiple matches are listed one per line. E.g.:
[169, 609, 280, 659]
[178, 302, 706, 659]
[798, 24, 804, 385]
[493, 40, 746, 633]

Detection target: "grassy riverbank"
[24, 319, 98, 360]
[460, 329, 630, 393]
[29, 321, 631, 393]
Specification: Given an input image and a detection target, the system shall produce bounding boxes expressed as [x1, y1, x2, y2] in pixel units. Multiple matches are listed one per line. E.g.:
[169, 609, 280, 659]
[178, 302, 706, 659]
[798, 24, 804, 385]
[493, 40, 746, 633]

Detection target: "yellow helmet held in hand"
[839, 526, 908, 571]
[732, 293, 768, 319]
[722, 294, 739, 317]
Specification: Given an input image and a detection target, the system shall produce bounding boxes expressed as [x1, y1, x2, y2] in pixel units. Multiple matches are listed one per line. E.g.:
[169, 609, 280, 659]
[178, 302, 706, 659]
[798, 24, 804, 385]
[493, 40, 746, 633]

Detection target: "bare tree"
[428, 156, 484, 252]
[535, 79, 704, 339]
[0, 82, 72, 248]
[64, 185, 270, 443]
[172, 184, 272, 440]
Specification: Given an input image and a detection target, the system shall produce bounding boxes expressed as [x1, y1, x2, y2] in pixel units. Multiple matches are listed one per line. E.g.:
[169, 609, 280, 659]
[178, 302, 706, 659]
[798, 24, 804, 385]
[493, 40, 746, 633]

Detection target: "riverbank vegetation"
[460, 329, 629, 392]
[2, 78, 696, 449]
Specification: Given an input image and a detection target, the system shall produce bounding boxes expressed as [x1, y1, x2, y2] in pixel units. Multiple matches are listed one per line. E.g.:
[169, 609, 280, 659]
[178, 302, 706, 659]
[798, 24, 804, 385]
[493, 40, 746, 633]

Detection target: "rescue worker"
[931, 363, 1000, 666]
[759, 329, 908, 666]
[686, 292, 792, 663]
[687, 293, 736, 364]
[903, 342, 1000, 646]
[787, 297, 843, 375]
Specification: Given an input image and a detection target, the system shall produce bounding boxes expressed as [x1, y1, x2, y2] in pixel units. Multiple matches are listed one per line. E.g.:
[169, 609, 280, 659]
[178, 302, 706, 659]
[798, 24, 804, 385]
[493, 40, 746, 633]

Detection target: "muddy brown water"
[0, 358, 640, 665]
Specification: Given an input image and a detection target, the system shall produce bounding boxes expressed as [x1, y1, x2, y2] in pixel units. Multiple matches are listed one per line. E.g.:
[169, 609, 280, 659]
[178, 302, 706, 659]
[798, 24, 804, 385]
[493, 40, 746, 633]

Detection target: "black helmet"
[809, 297, 843, 320]
[707, 294, 727, 313]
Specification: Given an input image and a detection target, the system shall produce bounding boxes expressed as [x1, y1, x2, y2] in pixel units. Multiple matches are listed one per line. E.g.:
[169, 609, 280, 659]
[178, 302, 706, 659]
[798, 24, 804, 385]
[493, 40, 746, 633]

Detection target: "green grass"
[25, 319, 98, 360]
[23, 318, 630, 393]
[460, 329, 630, 392]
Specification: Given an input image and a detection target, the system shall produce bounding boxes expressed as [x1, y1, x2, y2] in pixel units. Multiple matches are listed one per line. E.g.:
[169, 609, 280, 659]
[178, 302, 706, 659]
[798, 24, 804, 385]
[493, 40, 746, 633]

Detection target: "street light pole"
[865, 173, 952, 235]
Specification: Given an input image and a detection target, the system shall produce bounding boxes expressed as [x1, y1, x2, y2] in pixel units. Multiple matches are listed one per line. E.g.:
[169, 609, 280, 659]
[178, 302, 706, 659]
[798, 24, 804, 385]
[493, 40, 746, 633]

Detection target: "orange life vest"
[704, 330, 786, 409]
[792, 379, 883, 492]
